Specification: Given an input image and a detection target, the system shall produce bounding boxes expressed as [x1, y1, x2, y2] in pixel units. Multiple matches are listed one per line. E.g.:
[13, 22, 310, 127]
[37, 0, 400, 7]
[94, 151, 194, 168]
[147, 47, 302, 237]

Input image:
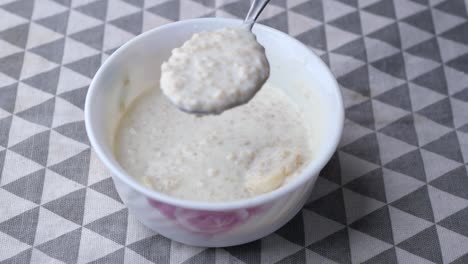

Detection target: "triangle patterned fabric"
[0, 0, 467, 263]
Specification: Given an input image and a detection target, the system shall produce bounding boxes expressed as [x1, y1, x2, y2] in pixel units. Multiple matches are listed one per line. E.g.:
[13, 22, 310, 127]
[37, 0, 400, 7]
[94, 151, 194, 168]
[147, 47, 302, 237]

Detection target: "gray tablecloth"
[0, 0, 468, 263]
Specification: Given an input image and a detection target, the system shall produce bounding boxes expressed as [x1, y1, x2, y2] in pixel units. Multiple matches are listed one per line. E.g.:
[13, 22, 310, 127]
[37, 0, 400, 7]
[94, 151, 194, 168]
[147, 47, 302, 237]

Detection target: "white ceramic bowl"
[85, 18, 344, 247]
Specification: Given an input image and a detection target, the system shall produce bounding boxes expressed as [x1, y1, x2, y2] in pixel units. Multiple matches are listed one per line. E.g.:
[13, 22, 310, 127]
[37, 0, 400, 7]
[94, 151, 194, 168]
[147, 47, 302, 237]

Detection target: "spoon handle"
[244, 0, 271, 30]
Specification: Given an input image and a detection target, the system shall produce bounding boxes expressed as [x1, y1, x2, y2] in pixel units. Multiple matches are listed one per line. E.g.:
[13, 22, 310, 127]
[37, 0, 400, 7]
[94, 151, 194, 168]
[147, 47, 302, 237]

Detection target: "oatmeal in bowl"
[115, 83, 311, 202]
[85, 18, 343, 247]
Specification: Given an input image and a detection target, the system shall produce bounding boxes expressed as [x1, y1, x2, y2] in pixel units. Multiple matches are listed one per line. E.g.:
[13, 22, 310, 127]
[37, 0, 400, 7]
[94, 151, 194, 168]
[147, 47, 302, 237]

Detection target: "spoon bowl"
[162, 0, 272, 115]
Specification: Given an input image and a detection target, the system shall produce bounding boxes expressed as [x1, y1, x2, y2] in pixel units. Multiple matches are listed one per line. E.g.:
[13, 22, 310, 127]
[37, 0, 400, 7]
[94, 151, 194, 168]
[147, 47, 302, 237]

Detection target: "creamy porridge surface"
[160, 27, 270, 114]
[114, 84, 313, 202]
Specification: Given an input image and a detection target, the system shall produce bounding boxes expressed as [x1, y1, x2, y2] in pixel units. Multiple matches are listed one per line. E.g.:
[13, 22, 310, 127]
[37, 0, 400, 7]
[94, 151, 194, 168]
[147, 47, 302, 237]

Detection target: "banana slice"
[245, 147, 302, 195]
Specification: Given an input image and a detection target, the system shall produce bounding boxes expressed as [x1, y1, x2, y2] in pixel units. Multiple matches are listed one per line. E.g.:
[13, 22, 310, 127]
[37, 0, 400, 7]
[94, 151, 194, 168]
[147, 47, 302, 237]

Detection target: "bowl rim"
[85, 17, 344, 211]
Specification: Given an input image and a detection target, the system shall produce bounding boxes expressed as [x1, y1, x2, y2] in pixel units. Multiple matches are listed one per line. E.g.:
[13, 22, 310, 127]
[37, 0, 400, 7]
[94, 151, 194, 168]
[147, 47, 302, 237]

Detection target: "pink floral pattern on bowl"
[148, 199, 266, 234]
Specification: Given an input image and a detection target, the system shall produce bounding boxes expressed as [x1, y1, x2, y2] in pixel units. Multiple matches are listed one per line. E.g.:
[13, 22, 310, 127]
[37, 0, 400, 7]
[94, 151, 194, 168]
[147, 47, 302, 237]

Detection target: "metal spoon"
[174, 0, 271, 115]
[244, 0, 271, 30]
